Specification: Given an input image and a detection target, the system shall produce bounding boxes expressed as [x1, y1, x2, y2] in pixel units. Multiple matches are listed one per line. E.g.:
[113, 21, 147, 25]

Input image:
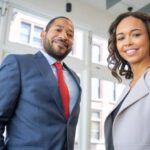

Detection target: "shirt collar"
[40, 49, 63, 65]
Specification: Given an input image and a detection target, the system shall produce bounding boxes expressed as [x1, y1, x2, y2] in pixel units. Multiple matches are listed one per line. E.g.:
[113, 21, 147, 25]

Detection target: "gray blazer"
[104, 69, 150, 150]
[0, 51, 81, 150]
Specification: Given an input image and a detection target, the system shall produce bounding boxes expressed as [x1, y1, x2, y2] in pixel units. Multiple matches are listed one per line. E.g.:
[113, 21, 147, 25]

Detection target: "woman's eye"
[133, 33, 141, 37]
[116, 37, 124, 41]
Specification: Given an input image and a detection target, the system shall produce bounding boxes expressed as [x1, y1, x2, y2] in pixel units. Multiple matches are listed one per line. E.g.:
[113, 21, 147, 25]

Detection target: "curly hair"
[107, 11, 150, 82]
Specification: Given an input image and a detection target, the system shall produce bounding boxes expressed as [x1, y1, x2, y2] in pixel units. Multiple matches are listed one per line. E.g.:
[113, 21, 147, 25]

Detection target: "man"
[0, 16, 82, 150]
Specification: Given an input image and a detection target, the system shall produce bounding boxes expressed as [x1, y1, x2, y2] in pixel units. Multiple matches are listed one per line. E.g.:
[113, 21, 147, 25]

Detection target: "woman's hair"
[107, 11, 150, 82]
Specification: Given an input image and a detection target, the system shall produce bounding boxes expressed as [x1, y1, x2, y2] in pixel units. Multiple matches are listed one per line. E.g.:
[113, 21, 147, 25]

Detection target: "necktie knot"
[53, 62, 62, 70]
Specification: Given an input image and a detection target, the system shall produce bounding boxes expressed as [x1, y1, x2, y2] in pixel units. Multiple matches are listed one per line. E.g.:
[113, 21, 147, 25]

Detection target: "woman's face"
[116, 16, 150, 66]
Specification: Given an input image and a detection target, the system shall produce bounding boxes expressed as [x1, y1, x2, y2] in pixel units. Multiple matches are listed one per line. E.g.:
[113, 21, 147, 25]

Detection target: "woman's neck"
[130, 63, 150, 88]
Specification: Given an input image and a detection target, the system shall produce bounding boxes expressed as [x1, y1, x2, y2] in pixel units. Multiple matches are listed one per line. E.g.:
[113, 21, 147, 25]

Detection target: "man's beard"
[47, 46, 71, 61]
[43, 39, 72, 61]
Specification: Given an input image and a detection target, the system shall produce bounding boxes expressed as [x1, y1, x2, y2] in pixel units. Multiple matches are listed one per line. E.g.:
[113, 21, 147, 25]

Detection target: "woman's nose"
[124, 37, 133, 46]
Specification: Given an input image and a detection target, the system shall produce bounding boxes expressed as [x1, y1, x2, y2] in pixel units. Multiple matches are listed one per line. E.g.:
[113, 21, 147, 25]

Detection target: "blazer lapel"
[33, 52, 64, 116]
[107, 86, 130, 118]
[63, 63, 82, 113]
[63, 62, 81, 92]
[117, 74, 149, 115]
[116, 86, 130, 106]
[105, 86, 130, 132]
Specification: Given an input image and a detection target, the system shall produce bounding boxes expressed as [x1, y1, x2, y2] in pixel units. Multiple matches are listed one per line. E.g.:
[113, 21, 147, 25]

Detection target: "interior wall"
[10, 0, 115, 38]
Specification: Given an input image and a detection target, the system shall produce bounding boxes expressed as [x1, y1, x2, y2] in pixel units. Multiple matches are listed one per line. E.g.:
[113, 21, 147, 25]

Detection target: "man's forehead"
[52, 19, 74, 31]
[54, 18, 73, 26]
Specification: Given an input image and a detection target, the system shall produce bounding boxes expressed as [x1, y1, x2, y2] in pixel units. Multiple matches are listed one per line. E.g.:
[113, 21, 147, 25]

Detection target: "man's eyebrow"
[55, 25, 63, 28]
[55, 25, 73, 33]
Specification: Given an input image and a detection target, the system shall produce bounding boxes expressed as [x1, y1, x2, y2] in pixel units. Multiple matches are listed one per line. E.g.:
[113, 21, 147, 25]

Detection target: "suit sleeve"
[0, 55, 20, 149]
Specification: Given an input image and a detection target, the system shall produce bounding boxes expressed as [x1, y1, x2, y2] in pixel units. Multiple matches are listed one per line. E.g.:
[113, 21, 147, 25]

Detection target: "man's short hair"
[45, 16, 72, 32]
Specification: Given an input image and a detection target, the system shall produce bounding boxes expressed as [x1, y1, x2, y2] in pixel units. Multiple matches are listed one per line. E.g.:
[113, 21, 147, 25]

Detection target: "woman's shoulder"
[144, 68, 150, 87]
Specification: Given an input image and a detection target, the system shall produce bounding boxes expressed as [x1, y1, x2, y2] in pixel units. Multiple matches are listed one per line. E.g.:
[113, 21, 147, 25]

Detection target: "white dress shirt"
[40, 49, 79, 113]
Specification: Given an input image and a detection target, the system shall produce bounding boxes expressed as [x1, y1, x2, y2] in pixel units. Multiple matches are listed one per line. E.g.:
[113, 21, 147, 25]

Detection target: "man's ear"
[40, 31, 46, 39]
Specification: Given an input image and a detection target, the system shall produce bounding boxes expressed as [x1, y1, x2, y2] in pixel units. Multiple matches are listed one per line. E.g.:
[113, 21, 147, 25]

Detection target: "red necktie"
[54, 62, 70, 120]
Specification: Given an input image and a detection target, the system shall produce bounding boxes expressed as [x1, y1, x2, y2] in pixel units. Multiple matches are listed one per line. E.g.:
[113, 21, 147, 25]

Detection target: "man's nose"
[59, 31, 68, 40]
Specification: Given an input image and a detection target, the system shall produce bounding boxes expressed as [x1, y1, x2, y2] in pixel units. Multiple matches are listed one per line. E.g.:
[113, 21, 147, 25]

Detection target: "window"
[91, 78, 101, 100]
[102, 80, 125, 101]
[91, 111, 101, 142]
[32, 25, 43, 46]
[19, 21, 44, 47]
[92, 36, 108, 65]
[101, 80, 116, 101]
[19, 21, 31, 43]
[70, 29, 83, 59]
[115, 83, 126, 101]
[92, 44, 101, 63]
[9, 9, 47, 48]
[91, 78, 125, 101]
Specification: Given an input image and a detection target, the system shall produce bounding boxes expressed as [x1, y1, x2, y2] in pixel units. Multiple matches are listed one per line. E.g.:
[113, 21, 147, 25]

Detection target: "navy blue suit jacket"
[0, 51, 81, 150]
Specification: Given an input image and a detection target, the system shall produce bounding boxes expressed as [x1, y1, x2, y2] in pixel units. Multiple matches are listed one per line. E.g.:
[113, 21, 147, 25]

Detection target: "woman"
[104, 11, 150, 150]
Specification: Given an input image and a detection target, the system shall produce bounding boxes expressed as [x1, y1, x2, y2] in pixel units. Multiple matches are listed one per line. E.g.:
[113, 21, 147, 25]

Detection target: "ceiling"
[79, 0, 150, 16]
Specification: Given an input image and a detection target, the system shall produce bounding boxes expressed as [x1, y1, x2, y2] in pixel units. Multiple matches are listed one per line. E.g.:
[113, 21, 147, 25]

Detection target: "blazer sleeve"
[0, 55, 20, 148]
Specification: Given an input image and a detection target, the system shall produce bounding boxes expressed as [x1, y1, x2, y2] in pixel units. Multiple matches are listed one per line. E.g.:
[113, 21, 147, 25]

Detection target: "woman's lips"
[125, 48, 138, 56]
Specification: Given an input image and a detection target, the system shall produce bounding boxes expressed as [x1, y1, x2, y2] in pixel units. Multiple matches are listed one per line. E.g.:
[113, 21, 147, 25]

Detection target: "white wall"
[10, 0, 115, 38]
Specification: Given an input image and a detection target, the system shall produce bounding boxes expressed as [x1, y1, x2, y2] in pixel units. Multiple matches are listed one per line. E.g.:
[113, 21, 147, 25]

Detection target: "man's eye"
[67, 33, 73, 38]
[55, 28, 61, 32]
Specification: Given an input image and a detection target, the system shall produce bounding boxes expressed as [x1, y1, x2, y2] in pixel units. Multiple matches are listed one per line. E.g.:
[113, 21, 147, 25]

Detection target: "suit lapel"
[63, 62, 81, 90]
[115, 86, 130, 106]
[63, 63, 82, 115]
[107, 86, 130, 119]
[105, 86, 130, 133]
[33, 52, 64, 117]
[117, 74, 149, 116]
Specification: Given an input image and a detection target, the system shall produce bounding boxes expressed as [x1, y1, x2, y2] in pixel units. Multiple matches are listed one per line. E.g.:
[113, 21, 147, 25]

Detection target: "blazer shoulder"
[0, 53, 36, 71]
[144, 69, 150, 89]
[2, 53, 34, 62]
[0, 54, 18, 68]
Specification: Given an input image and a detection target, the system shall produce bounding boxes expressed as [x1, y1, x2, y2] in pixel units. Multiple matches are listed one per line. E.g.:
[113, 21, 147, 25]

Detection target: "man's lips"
[54, 40, 68, 49]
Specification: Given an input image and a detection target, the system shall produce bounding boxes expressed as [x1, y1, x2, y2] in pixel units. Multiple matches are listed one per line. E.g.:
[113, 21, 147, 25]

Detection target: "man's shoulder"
[4, 52, 34, 58]
[1, 52, 40, 67]
[5, 51, 40, 61]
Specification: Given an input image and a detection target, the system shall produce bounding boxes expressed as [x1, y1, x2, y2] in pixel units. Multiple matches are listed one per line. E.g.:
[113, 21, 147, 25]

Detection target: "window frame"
[91, 110, 102, 143]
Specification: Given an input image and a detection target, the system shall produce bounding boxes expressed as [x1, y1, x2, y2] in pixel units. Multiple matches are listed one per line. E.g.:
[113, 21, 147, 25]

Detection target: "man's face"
[41, 18, 74, 60]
